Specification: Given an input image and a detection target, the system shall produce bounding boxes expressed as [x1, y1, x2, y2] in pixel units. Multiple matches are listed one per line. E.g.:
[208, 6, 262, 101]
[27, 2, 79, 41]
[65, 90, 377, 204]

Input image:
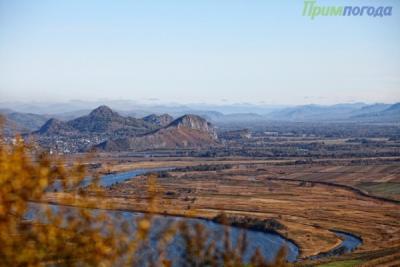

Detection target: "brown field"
[45, 157, 400, 265]
[240, 163, 400, 201]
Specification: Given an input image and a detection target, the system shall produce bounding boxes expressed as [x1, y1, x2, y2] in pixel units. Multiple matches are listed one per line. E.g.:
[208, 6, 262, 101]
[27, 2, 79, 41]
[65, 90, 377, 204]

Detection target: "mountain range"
[350, 103, 400, 122]
[1, 102, 399, 138]
[262, 103, 400, 122]
[35, 106, 157, 137]
[26, 106, 218, 153]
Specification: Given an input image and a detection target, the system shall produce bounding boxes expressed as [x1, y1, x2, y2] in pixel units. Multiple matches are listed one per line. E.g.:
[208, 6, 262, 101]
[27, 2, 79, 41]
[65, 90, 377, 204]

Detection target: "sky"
[0, 0, 399, 105]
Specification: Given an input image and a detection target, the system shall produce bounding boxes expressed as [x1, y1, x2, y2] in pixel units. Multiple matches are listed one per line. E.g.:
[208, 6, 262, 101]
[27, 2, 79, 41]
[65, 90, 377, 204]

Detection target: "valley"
[2, 2, 399, 265]
[42, 156, 400, 266]
[2, 104, 400, 266]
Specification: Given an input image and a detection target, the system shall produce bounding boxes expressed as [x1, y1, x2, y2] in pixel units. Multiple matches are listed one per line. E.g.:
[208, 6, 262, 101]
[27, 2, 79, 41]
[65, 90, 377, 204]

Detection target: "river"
[35, 167, 362, 264]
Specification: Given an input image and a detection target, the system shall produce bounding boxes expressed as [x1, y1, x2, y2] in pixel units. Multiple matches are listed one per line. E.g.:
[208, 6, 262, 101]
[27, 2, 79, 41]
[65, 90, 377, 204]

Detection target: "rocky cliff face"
[97, 114, 218, 151]
[165, 114, 218, 140]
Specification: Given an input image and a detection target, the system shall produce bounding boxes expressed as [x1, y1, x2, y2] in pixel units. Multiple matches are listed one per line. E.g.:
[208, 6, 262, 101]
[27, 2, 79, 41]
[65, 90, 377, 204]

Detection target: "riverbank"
[41, 166, 384, 261]
[77, 164, 399, 259]
[37, 195, 365, 265]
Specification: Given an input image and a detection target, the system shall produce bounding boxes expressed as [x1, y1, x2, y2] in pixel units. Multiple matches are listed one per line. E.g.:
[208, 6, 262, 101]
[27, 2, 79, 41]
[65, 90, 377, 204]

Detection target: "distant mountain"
[97, 114, 218, 151]
[51, 109, 92, 121]
[266, 103, 367, 122]
[0, 100, 141, 114]
[142, 114, 173, 127]
[351, 103, 400, 122]
[0, 101, 286, 120]
[5, 100, 398, 124]
[215, 113, 265, 123]
[188, 103, 286, 115]
[384, 103, 400, 114]
[350, 103, 390, 116]
[0, 110, 49, 135]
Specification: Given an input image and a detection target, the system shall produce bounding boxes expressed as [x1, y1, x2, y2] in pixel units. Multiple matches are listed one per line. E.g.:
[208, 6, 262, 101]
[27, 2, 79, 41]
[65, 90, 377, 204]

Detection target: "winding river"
[87, 168, 299, 262]
[37, 167, 362, 263]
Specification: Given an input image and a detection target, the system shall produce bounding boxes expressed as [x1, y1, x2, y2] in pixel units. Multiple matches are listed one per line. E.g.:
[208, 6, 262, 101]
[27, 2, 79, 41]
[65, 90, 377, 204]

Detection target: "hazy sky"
[1, 0, 399, 105]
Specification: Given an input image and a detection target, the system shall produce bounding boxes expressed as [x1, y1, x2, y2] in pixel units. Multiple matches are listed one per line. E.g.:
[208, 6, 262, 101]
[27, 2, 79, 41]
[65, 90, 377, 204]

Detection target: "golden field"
[45, 156, 400, 266]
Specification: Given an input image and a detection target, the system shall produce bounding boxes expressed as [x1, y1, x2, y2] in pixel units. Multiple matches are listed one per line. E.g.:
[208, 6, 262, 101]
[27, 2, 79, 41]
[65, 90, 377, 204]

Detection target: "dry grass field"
[45, 157, 400, 265]
[234, 163, 400, 201]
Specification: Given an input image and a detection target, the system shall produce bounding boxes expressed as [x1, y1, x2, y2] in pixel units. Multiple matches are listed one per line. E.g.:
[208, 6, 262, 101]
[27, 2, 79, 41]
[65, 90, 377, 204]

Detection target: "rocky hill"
[32, 106, 218, 153]
[32, 105, 159, 152]
[97, 114, 218, 151]
[35, 118, 77, 135]
[66, 105, 155, 134]
[167, 114, 217, 137]
[35, 106, 157, 136]
[142, 114, 173, 127]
